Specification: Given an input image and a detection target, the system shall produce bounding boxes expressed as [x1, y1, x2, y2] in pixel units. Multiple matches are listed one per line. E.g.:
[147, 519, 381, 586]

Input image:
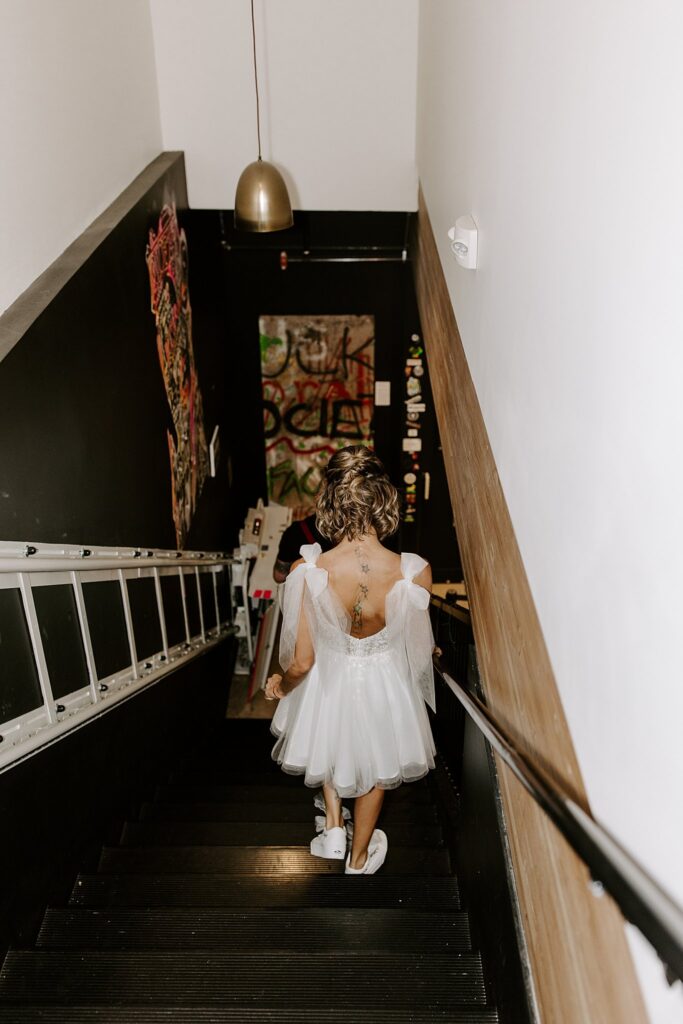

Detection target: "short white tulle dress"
[270, 543, 436, 799]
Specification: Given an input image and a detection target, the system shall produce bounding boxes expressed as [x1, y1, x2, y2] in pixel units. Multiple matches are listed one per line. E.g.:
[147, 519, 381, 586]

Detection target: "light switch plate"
[209, 424, 220, 477]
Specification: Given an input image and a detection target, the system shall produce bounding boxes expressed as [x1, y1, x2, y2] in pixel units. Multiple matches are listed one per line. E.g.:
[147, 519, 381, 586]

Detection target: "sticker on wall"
[146, 202, 210, 548]
[374, 380, 391, 406]
[401, 334, 430, 525]
[259, 314, 375, 518]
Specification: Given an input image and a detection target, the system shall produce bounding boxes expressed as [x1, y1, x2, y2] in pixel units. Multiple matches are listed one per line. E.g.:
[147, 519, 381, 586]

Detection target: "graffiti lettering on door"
[259, 315, 375, 519]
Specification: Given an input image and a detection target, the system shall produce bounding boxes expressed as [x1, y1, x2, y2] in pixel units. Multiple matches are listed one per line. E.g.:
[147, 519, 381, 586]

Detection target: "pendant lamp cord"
[250, 0, 262, 160]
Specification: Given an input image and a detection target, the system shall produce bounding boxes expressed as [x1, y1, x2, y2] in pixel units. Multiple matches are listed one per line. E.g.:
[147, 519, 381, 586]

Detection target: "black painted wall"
[0, 157, 234, 551]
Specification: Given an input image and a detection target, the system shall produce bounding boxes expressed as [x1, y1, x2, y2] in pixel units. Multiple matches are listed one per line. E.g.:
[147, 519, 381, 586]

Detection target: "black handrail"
[432, 652, 683, 985]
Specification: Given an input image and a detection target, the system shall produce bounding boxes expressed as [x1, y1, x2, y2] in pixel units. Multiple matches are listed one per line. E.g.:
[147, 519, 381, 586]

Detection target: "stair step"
[155, 783, 433, 805]
[38, 907, 470, 952]
[71, 873, 461, 909]
[140, 800, 438, 823]
[170, 769, 304, 785]
[170, 770, 433, 789]
[179, 751, 283, 771]
[167, 770, 430, 782]
[0, 950, 487, 1007]
[121, 820, 443, 848]
[98, 845, 451, 876]
[198, 722, 279, 749]
[0, 1006, 499, 1023]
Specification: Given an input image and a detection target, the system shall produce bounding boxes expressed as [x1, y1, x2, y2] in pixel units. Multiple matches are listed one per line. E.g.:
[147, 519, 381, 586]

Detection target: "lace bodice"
[316, 619, 390, 658]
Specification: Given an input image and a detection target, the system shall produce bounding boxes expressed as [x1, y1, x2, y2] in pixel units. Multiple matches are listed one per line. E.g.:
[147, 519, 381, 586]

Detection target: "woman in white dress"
[264, 445, 436, 874]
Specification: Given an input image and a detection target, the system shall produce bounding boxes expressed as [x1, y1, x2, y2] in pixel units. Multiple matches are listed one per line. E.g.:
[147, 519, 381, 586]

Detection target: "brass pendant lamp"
[234, 0, 293, 232]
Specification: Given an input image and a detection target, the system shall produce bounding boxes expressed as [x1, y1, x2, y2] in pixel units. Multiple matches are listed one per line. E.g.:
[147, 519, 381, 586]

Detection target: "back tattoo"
[351, 546, 371, 634]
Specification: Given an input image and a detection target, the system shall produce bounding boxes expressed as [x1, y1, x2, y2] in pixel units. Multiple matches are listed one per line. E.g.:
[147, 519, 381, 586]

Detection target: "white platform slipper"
[344, 829, 388, 875]
[310, 825, 348, 860]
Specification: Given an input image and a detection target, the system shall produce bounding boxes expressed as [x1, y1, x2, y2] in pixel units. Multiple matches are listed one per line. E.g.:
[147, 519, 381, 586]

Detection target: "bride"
[265, 445, 436, 874]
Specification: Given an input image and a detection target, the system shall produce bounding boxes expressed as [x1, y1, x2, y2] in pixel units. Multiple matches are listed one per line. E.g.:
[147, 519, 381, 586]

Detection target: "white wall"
[149, 0, 419, 211]
[417, 2, 683, 1021]
[0, 0, 162, 315]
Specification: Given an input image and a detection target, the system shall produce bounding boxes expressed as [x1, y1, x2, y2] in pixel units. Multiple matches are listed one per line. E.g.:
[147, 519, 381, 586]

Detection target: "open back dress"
[270, 542, 436, 799]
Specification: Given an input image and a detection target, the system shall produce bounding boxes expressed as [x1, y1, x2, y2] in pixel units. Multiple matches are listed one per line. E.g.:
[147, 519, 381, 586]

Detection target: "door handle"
[424, 472, 431, 501]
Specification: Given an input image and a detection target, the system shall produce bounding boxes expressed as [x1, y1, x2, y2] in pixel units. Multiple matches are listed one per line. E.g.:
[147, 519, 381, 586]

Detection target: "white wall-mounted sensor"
[448, 215, 478, 270]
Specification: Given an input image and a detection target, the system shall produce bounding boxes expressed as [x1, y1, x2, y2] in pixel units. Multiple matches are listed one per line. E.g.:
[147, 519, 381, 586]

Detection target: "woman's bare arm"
[265, 558, 315, 699]
[279, 598, 315, 694]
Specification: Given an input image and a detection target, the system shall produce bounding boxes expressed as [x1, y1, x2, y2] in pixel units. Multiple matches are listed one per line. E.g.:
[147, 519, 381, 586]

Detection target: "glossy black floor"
[0, 720, 498, 1022]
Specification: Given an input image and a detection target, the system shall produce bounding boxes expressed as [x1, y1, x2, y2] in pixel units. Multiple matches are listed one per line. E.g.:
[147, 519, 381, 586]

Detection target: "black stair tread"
[70, 873, 461, 909]
[98, 845, 451, 876]
[170, 769, 306, 785]
[201, 722, 279, 746]
[120, 820, 443, 848]
[156, 783, 433, 805]
[37, 907, 470, 952]
[140, 800, 438, 824]
[170, 770, 432, 788]
[0, 951, 487, 1007]
[167, 770, 430, 786]
[178, 749, 283, 768]
[0, 1007, 499, 1023]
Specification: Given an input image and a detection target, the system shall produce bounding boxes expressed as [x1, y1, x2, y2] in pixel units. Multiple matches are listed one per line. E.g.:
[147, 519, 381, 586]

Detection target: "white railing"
[0, 539, 236, 773]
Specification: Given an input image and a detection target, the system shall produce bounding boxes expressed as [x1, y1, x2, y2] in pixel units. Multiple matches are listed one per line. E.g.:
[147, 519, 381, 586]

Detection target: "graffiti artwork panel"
[260, 314, 375, 518]
[146, 203, 209, 547]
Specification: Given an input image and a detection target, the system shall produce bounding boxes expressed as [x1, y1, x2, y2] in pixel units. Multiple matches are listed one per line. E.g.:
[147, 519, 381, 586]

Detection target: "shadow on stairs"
[0, 719, 498, 1022]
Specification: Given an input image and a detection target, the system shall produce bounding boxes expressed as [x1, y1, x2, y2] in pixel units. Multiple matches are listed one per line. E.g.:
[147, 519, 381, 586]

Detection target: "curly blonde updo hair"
[315, 445, 400, 543]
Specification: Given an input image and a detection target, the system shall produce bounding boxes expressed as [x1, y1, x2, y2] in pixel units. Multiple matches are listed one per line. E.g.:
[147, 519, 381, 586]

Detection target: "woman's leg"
[349, 786, 384, 869]
[322, 783, 344, 830]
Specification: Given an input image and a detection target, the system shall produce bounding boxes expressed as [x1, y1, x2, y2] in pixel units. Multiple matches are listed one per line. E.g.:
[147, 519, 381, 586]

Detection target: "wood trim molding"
[414, 186, 648, 1023]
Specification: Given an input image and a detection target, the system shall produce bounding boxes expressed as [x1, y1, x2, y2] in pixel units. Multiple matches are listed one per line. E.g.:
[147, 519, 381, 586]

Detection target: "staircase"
[0, 719, 498, 1022]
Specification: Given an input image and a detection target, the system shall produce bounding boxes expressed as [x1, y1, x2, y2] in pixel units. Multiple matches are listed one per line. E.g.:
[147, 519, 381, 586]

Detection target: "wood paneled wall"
[414, 188, 648, 1023]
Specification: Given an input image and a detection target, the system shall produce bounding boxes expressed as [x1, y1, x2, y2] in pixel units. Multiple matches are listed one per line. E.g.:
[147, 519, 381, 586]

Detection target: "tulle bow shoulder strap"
[396, 552, 431, 609]
[385, 552, 436, 711]
[278, 542, 327, 671]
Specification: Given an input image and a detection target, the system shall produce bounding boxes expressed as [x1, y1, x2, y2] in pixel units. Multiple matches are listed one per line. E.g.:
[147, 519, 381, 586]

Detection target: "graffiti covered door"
[260, 315, 375, 518]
